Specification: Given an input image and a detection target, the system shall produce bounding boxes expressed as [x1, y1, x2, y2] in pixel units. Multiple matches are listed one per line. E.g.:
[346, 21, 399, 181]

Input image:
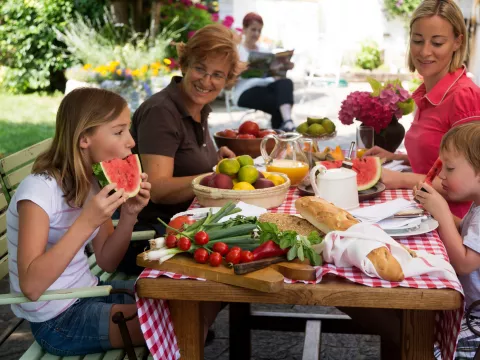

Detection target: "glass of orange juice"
[356, 125, 374, 158]
[266, 159, 310, 187]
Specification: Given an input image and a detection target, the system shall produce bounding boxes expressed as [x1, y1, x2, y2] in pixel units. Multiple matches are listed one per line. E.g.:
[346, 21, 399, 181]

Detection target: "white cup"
[309, 164, 359, 210]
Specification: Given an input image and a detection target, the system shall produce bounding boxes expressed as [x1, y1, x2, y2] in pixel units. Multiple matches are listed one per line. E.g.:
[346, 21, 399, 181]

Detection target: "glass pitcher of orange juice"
[260, 132, 312, 186]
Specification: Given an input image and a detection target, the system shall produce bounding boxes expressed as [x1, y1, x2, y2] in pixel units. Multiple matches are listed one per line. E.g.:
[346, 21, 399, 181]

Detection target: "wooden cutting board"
[137, 253, 285, 293]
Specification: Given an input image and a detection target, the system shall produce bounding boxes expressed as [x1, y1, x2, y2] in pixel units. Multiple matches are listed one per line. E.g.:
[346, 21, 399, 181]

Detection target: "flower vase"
[100, 80, 153, 114]
[373, 116, 405, 153]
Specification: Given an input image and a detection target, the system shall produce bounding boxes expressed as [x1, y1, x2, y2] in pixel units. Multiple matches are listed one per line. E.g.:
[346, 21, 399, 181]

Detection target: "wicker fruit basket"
[192, 172, 291, 209]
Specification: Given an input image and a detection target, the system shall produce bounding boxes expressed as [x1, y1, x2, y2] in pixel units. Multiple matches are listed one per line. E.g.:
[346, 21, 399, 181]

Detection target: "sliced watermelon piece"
[318, 160, 343, 169]
[93, 154, 142, 198]
[352, 157, 382, 191]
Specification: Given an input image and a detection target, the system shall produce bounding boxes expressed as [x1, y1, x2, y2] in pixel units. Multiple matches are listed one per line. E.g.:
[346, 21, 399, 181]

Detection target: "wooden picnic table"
[136, 273, 461, 359]
[135, 188, 464, 360]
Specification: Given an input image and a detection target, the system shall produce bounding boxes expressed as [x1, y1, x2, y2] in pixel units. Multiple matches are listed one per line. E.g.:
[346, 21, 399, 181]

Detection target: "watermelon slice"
[319, 157, 381, 191]
[318, 160, 343, 169]
[93, 154, 142, 198]
[352, 157, 382, 191]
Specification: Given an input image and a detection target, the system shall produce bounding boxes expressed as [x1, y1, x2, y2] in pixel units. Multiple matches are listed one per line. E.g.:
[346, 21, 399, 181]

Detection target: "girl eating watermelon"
[5, 88, 152, 355]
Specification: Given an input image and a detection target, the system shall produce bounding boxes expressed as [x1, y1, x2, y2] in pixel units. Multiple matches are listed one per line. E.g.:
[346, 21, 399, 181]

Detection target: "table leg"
[229, 303, 251, 360]
[169, 300, 204, 360]
[401, 309, 435, 360]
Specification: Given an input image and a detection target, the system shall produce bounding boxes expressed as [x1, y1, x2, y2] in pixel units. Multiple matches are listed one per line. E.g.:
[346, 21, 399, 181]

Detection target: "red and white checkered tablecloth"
[135, 188, 464, 360]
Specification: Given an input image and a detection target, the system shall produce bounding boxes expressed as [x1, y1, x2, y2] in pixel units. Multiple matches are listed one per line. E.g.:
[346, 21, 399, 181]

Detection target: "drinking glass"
[356, 125, 374, 158]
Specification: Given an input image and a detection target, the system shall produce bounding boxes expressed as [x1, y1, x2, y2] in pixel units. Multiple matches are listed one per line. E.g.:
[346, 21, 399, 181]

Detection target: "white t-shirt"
[7, 173, 99, 322]
[233, 43, 275, 106]
[458, 203, 480, 313]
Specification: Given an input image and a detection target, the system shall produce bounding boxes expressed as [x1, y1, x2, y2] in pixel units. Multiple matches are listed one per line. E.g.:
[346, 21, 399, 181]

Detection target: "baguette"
[295, 196, 406, 282]
[295, 197, 359, 234]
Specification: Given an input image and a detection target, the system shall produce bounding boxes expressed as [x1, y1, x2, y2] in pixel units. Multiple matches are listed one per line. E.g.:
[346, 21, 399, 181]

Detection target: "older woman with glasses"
[118, 24, 244, 275]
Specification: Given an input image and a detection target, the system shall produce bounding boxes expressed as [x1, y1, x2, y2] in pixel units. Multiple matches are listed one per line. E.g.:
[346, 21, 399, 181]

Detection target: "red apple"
[238, 121, 260, 137]
[236, 134, 256, 139]
[218, 129, 237, 138]
[257, 129, 277, 138]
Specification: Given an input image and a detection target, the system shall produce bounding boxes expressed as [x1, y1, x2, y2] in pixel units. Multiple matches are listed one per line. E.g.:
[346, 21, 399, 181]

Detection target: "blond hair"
[408, 0, 467, 72]
[33, 88, 127, 207]
[440, 123, 480, 174]
[176, 24, 246, 87]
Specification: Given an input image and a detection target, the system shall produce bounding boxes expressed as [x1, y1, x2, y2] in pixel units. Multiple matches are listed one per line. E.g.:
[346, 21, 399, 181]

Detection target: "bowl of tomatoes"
[214, 120, 280, 158]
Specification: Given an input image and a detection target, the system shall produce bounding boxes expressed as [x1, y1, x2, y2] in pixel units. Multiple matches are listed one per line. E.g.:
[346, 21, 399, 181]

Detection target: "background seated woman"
[233, 12, 296, 131]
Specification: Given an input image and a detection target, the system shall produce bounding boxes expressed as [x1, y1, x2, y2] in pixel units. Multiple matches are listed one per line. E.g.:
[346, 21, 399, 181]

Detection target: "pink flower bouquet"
[338, 78, 414, 133]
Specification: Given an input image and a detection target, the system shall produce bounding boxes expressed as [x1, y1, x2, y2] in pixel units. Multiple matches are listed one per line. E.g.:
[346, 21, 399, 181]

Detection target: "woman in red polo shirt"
[365, 0, 480, 218]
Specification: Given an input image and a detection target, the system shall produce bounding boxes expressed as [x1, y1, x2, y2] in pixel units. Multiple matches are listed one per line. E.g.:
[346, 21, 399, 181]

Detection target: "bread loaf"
[258, 213, 318, 236]
[295, 197, 359, 234]
[295, 196, 406, 282]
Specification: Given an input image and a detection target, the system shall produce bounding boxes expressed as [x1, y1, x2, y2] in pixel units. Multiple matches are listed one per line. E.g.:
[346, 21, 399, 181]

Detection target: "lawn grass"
[0, 92, 63, 156]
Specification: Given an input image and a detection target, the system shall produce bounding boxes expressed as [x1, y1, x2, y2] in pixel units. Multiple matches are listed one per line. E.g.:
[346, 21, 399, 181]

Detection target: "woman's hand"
[80, 183, 128, 230]
[363, 146, 396, 161]
[122, 173, 151, 216]
[413, 182, 450, 222]
[380, 168, 403, 189]
[217, 146, 236, 161]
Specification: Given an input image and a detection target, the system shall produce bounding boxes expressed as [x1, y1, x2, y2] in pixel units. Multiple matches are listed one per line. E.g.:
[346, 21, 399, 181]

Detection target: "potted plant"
[338, 78, 415, 153]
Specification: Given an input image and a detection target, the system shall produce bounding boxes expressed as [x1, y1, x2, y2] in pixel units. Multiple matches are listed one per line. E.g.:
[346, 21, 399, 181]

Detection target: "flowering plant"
[67, 58, 176, 84]
[338, 78, 415, 133]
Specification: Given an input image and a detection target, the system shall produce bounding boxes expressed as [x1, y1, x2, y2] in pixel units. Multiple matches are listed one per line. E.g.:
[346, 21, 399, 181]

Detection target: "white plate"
[171, 207, 221, 220]
[386, 218, 439, 238]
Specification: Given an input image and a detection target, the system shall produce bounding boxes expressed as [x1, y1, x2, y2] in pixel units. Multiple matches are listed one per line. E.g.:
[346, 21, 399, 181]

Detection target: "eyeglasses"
[191, 66, 227, 84]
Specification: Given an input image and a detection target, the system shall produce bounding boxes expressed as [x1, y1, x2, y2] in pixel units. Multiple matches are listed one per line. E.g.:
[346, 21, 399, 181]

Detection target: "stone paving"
[0, 81, 415, 359]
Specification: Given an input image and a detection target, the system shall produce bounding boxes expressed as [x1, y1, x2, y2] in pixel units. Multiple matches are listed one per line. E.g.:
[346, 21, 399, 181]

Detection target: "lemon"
[268, 174, 285, 186]
[218, 158, 240, 176]
[232, 179, 239, 186]
[237, 165, 259, 184]
[307, 117, 323, 125]
[233, 182, 255, 191]
[236, 155, 254, 167]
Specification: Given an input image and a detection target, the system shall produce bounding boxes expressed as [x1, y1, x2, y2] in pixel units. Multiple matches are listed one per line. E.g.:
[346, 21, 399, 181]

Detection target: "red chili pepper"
[252, 240, 288, 261]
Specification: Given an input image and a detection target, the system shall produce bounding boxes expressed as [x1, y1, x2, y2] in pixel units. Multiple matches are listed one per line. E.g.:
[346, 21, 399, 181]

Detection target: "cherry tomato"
[194, 231, 209, 245]
[230, 246, 241, 254]
[194, 248, 209, 264]
[177, 237, 191, 251]
[167, 215, 195, 235]
[225, 250, 241, 265]
[240, 250, 254, 263]
[212, 242, 229, 256]
[257, 129, 277, 138]
[165, 234, 178, 248]
[209, 252, 222, 267]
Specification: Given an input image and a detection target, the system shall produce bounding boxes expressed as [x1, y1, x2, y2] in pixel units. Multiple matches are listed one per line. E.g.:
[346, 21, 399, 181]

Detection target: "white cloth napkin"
[349, 198, 414, 223]
[378, 216, 426, 231]
[321, 223, 458, 282]
[383, 160, 412, 172]
[219, 201, 268, 222]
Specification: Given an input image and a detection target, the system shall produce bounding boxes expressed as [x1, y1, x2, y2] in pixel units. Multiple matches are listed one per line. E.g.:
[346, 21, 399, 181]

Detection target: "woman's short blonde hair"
[176, 24, 245, 87]
[408, 0, 467, 72]
[440, 122, 480, 174]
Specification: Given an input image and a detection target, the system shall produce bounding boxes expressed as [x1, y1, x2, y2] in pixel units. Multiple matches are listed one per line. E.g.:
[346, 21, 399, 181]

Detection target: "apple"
[238, 120, 260, 137]
[236, 134, 256, 139]
[218, 129, 237, 138]
[257, 129, 277, 138]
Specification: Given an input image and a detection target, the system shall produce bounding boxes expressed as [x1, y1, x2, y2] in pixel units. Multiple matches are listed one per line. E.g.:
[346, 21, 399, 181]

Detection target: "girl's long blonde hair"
[33, 88, 127, 207]
[408, 0, 467, 73]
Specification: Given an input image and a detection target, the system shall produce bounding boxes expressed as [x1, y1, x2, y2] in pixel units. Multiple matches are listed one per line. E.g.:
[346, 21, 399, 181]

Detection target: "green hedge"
[0, 0, 107, 94]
